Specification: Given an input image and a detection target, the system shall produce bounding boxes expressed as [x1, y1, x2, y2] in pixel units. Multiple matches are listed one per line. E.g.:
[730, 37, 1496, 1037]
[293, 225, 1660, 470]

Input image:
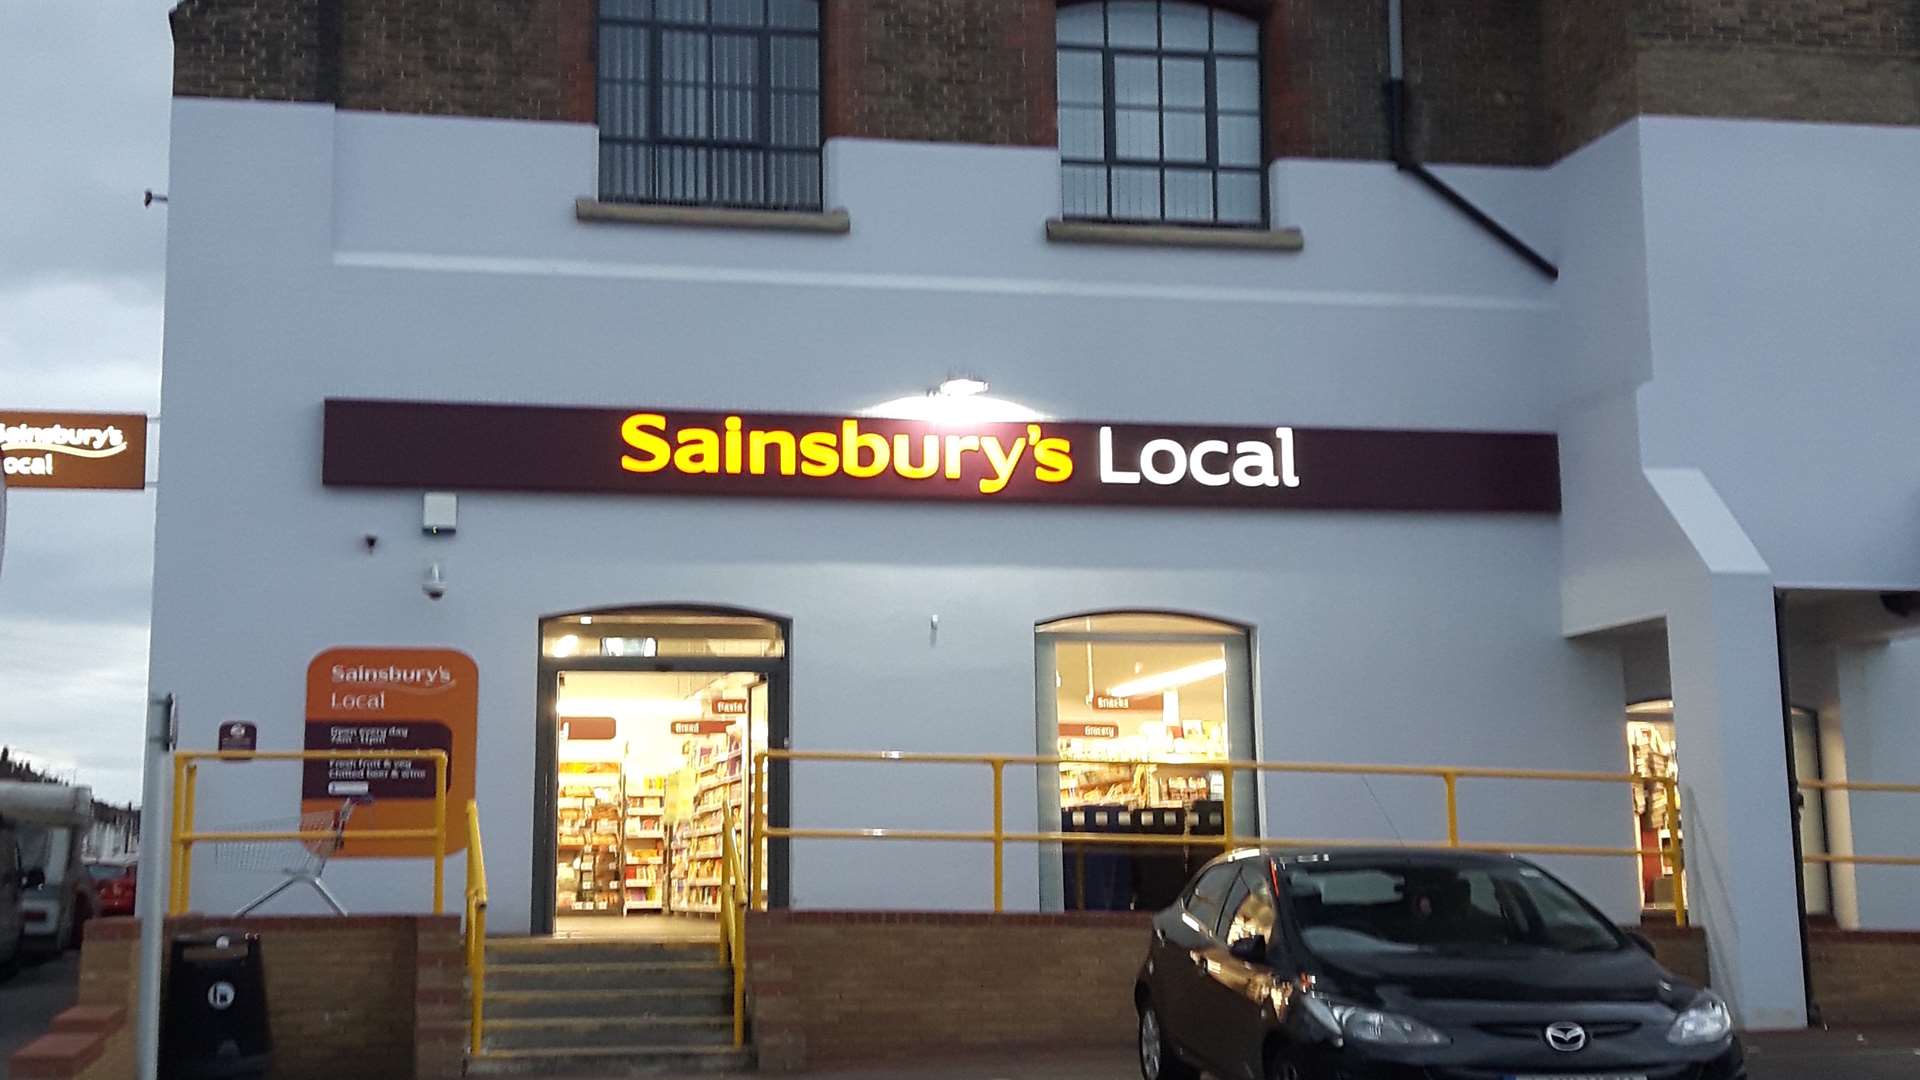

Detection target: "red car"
[86, 860, 136, 917]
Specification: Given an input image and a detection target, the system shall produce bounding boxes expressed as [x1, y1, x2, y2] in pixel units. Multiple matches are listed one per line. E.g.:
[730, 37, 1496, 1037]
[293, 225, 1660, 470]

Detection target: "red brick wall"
[1541, 0, 1920, 159]
[1541, 0, 1639, 161]
[170, 0, 336, 102]
[747, 910, 1153, 1071]
[1807, 928, 1920, 1026]
[822, 0, 1057, 145]
[747, 914, 1714, 1072]
[80, 915, 463, 1080]
[171, 0, 1919, 164]
[337, 0, 595, 123]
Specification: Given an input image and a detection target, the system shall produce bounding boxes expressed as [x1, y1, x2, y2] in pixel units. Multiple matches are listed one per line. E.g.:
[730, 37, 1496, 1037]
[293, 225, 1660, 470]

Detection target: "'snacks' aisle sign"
[303, 647, 478, 858]
[322, 399, 1560, 513]
[1, 410, 147, 490]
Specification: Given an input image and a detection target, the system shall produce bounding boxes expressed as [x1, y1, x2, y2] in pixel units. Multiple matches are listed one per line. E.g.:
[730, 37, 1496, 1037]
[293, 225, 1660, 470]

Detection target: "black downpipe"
[1385, 78, 1560, 281]
[1773, 591, 1821, 1027]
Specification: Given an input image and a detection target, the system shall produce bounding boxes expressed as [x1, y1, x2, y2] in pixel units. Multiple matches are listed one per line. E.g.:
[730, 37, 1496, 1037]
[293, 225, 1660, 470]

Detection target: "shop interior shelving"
[672, 727, 747, 916]
[557, 760, 625, 914]
[623, 777, 668, 913]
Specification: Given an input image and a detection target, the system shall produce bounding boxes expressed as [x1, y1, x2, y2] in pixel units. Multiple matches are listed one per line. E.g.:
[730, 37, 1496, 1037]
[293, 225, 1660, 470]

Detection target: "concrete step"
[486, 960, 730, 993]
[482, 1015, 733, 1051]
[485, 939, 720, 966]
[483, 987, 731, 1021]
[465, 1045, 752, 1076]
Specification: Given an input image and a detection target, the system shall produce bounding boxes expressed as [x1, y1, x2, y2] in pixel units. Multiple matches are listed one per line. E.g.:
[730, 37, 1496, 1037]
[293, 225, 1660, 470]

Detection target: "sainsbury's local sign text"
[321, 399, 1559, 513]
[1, 410, 148, 490]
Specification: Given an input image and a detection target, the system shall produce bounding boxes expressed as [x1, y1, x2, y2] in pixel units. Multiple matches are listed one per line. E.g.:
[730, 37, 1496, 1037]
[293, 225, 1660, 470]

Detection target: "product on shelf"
[557, 760, 626, 914]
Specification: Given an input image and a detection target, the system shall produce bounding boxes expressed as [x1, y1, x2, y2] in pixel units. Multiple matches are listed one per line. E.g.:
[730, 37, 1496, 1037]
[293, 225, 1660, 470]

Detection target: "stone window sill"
[1045, 218, 1304, 252]
[576, 198, 850, 234]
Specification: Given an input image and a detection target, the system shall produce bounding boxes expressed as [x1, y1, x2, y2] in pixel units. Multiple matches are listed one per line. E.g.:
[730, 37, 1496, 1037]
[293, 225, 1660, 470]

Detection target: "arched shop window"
[1055, 1, 1266, 226]
[596, 0, 824, 210]
[1036, 612, 1256, 911]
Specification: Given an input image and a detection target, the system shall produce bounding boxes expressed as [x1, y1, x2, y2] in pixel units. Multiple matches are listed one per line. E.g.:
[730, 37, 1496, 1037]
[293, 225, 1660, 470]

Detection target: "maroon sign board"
[322, 399, 1560, 514]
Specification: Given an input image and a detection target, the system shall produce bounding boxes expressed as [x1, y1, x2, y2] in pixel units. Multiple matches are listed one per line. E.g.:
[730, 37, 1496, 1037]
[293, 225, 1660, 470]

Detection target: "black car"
[1136, 848, 1745, 1080]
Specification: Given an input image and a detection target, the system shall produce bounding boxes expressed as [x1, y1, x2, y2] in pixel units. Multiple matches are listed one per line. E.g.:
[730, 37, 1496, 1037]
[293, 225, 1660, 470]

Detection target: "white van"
[0, 782, 96, 959]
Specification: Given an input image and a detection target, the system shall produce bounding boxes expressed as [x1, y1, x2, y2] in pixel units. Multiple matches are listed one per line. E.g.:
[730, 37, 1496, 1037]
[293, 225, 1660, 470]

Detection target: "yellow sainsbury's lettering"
[616, 412, 1095, 493]
[620, 413, 670, 473]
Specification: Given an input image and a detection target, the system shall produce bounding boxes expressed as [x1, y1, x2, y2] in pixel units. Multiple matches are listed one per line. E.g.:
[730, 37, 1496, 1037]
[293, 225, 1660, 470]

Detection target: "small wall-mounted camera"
[423, 562, 448, 601]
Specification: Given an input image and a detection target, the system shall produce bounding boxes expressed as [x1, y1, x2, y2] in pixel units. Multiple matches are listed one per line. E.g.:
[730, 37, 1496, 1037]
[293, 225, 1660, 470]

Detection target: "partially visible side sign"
[1, 410, 147, 490]
[303, 647, 477, 857]
[217, 721, 258, 753]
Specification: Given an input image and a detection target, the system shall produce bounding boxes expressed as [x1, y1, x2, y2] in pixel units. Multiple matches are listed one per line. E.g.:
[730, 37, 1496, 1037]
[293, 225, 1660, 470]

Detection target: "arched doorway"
[533, 606, 789, 937]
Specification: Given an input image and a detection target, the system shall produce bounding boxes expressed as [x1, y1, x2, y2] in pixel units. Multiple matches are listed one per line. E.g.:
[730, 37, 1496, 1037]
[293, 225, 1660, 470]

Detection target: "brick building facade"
[172, 0, 1919, 165]
[153, 0, 1920, 1063]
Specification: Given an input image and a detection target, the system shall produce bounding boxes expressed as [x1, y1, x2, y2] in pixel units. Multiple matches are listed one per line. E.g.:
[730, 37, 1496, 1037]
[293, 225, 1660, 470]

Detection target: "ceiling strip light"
[1108, 658, 1227, 699]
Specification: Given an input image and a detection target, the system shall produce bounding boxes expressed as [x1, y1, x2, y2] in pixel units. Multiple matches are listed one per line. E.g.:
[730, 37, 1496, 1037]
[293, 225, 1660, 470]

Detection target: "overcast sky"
[1, 2, 175, 804]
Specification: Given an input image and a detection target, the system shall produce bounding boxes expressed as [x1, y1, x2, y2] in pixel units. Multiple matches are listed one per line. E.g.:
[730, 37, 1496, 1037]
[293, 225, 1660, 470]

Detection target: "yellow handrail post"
[465, 799, 488, 1058]
[719, 803, 734, 966]
[1664, 778, 1687, 927]
[1220, 764, 1235, 854]
[431, 754, 447, 915]
[990, 759, 1005, 913]
[752, 752, 769, 912]
[169, 754, 187, 915]
[1443, 772, 1461, 848]
[720, 801, 746, 1048]
[177, 762, 199, 914]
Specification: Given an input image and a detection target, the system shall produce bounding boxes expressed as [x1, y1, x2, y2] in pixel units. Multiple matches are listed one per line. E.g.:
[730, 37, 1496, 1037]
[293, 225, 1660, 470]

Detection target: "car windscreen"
[87, 864, 130, 881]
[1284, 861, 1623, 955]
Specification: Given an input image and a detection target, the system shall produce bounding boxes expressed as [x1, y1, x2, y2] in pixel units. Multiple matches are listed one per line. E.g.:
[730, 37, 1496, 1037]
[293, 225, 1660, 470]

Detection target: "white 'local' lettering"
[2, 454, 55, 476]
[1099, 426, 1300, 490]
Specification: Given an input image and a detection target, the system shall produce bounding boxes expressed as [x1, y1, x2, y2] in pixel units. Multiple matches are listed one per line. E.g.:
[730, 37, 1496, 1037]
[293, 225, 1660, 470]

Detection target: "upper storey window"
[1056, 1, 1264, 227]
[596, 0, 823, 211]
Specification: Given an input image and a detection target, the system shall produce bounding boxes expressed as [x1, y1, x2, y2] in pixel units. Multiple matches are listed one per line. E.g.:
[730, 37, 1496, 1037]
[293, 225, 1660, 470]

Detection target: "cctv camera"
[423, 562, 448, 601]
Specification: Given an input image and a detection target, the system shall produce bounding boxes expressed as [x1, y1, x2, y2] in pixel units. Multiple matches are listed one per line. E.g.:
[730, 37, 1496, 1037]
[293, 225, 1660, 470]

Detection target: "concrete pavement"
[0, 952, 79, 1080]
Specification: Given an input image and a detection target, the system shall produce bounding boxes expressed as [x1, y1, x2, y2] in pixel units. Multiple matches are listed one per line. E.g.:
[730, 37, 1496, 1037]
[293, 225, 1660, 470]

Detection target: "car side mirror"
[1625, 930, 1658, 958]
[1228, 935, 1270, 964]
[22, 868, 46, 889]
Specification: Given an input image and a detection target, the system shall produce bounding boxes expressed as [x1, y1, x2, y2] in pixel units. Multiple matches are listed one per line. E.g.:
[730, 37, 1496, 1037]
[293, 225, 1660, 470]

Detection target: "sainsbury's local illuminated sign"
[321, 399, 1559, 513]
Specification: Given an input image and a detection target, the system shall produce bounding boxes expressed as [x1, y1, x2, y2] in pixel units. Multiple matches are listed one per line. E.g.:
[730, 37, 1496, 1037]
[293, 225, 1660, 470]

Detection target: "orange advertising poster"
[303, 647, 477, 858]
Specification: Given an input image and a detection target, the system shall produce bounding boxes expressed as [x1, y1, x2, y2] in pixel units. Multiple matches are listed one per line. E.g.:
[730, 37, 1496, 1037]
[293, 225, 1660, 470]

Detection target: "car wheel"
[1138, 1001, 1198, 1080]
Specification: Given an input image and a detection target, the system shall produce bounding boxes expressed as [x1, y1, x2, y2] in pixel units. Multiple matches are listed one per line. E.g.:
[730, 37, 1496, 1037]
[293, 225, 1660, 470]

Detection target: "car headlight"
[1667, 992, 1733, 1045]
[1297, 990, 1449, 1047]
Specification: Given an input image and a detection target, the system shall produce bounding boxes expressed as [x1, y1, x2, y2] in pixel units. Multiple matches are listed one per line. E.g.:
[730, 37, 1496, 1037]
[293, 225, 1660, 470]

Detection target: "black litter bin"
[1183, 798, 1225, 881]
[162, 930, 272, 1080]
[1061, 804, 1131, 910]
[1129, 806, 1190, 910]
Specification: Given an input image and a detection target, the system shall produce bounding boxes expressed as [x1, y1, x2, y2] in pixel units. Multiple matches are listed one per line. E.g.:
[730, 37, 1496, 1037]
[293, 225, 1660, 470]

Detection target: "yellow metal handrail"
[168, 749, 450, 915]
[465, 799, 489, 1057]
[718, 803, 748, 1047]
[749, 750, 1688, 927]
[1797, 778, 1920, 867]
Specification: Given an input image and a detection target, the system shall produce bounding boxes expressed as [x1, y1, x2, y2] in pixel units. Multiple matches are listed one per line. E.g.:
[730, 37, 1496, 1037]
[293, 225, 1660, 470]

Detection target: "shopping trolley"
[212, 797, 369, 916]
